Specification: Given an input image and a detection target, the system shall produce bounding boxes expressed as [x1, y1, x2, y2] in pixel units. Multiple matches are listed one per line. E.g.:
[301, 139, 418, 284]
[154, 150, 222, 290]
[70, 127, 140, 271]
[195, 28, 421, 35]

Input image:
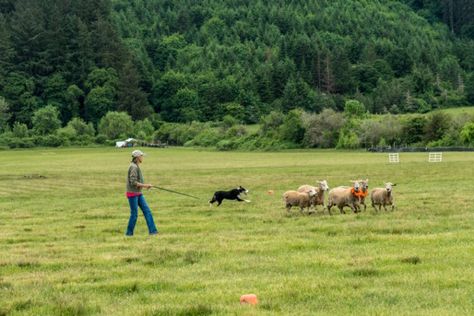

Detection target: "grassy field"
[1, 147, 473, 315]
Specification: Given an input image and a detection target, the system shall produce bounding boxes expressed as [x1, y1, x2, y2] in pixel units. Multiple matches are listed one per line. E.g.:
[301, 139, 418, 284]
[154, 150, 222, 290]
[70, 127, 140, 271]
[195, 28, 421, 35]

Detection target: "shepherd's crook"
[151, 186, 200, 199]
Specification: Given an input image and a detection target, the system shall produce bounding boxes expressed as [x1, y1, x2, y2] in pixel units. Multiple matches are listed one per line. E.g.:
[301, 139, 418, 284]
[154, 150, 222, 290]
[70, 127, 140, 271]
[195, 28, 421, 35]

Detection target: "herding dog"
[209, 186, 250, 206]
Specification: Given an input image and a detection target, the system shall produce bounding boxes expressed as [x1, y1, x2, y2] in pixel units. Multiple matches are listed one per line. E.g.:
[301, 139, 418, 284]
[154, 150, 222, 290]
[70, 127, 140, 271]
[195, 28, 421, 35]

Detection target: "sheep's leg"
[383, 204, 387, 211]
[327, 204, 332, 216]
[350, 204, 357, 213]
[338, 206, 345, 214]
[351, 201, 359, 213]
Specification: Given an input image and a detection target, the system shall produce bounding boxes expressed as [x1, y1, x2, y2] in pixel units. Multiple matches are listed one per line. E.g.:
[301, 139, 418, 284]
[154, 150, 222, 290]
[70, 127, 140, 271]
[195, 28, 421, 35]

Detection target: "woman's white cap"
[131, 150, 146, 157]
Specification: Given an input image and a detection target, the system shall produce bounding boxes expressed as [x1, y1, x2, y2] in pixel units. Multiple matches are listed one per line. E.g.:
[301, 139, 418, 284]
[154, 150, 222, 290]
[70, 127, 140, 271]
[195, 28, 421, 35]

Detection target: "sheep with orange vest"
[355, 179, 369, 211]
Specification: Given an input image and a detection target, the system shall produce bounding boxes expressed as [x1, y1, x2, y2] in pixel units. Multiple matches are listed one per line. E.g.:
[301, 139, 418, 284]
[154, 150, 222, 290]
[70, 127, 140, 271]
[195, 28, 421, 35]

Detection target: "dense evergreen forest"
[0, 0, 473, 149]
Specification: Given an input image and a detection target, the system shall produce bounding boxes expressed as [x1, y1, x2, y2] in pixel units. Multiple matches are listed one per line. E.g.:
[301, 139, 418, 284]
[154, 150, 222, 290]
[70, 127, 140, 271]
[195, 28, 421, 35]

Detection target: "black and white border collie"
[209, 186, 250, 206]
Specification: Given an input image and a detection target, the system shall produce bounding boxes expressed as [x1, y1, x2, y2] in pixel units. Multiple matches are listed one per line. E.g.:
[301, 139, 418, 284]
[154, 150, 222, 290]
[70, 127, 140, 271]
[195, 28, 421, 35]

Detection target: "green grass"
[370, 105, 474, 121]
[1, 147, 474, 315]
[437, 106, 474, 116]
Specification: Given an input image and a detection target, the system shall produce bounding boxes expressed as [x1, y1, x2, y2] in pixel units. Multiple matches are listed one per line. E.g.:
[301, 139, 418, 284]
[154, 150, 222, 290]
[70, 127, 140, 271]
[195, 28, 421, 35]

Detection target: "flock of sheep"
[283, 179, 396, 215]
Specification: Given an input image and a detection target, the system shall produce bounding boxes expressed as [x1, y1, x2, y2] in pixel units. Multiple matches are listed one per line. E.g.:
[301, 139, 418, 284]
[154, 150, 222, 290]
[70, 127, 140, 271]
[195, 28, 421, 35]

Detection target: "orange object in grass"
[240, 294, 258, 305]
[267, 190, 274, 195]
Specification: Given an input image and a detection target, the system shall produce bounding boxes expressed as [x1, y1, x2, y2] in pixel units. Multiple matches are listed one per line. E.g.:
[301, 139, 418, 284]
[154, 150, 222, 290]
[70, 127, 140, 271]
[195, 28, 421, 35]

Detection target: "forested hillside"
[110, 0, 474, 123]
[0, 0, 473, 149]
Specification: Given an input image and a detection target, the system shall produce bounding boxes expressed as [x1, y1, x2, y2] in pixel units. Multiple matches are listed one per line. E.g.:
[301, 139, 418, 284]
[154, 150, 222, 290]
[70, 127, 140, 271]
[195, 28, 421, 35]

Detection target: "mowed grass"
[0, 147, 473, 315]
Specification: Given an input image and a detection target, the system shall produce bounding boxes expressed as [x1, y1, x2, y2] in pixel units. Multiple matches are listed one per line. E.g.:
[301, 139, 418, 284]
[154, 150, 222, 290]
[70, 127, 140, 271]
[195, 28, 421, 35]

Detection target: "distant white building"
[115, 138, 136, 148]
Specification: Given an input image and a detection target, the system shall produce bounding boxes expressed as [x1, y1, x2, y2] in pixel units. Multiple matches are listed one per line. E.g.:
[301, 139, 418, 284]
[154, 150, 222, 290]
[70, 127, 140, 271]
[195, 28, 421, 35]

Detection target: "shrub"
[225, 125, 247, 138]
[279, 109, 305, 144]
[424, 112, 451, 142]
[134, 118, 155, 141]
[12, 122, 29, 138]
[32, 105, 61, 135]
[33, 134, 64, 147]
[260, 111, 285, 137]
[95, 134, 107, 144]
[401, 115, 428, 145]
[221, 115, 238, 130]
[98, 111, 133, 140]
[359, 115, 402, 148]
[460, 122, 474, 146]
[1, 136, 35, 148]
[154, 122, 203, 146]
[67, 117, 95, 137]
[344, 100, 366, 119]
[336, 130, 360, 149]
[216, 139, 238, 151]
[303, 109, 345, 148]
[56, 126, 76, 144]
[185, 127, 222, 147]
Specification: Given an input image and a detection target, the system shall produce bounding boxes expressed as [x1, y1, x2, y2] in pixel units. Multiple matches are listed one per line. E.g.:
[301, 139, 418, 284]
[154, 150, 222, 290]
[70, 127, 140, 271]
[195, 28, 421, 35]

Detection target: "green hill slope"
[111, 0, 473, 122]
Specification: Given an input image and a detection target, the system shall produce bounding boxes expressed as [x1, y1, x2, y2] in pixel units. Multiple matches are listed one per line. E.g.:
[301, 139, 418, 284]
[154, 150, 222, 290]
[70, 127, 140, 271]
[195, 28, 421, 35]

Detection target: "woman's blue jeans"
[126, 194, 158, 235]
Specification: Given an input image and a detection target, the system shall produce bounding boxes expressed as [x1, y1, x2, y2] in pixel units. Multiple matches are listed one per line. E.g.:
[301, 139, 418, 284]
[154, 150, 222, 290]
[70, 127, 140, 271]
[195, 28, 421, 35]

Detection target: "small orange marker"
[240, 294, 258, 305]
[267, 190, 274, 195]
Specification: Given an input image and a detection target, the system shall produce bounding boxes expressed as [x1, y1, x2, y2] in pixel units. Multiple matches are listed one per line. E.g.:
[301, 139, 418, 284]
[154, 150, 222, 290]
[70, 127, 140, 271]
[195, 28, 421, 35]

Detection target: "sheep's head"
[384, 182, 396, 193]
[350, 180, 361, 192]
[318, 180, 329, 191]
[359, 179, 369, 193]
[308, 188, 317, 197]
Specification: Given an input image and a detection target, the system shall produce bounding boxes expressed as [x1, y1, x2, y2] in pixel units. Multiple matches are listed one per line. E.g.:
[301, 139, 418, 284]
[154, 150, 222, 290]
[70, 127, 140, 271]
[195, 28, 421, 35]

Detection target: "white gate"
[428, 152, 443, 162]
[388, 153, 400, 163]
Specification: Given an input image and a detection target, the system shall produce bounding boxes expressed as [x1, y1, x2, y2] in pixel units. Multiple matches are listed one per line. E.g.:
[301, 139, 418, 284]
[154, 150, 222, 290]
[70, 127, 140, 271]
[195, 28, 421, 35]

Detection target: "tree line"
[1, 101, 473, 150]
[0, 0, 473, 142]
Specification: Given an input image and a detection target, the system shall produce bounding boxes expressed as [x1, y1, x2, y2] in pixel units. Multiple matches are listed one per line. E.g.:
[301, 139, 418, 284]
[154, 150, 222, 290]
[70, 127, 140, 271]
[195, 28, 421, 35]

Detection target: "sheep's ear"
[392, 183, 397, 186]
[365, 178, 369, 182]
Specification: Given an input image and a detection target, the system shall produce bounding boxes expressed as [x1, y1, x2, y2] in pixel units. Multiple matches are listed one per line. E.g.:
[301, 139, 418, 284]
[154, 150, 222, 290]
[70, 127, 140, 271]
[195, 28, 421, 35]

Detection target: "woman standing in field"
[125, 150, 158, 236]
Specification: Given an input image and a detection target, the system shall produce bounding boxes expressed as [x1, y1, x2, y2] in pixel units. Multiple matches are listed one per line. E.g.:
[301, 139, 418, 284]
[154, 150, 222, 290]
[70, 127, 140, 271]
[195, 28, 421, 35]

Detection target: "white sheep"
[370, 182, 396, 211]
[297, 180, 329, 213]
[356, 178, 369, 211]
[327, 181, 361, 215]
[283, 189, 317, 213]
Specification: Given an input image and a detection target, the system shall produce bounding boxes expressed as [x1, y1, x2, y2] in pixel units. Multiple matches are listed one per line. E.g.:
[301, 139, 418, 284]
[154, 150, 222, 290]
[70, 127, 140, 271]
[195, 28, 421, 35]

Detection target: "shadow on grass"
[53, 296, 100, 316]
[348, 267, 379, 277]
[144, 249, 207, 266]
[12, 299, 34, 312]
[149, 304, 213, 316]
[401, 256, 421, 265]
